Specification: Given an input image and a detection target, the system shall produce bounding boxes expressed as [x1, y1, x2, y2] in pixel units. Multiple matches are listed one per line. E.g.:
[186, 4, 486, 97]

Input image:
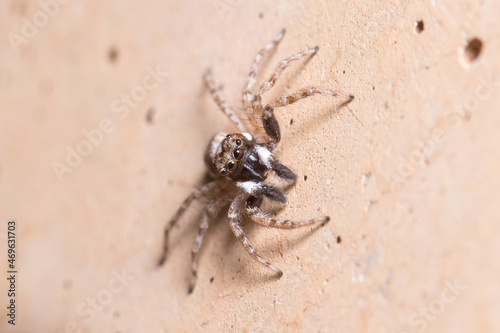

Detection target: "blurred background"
[0, 0, 499, 332]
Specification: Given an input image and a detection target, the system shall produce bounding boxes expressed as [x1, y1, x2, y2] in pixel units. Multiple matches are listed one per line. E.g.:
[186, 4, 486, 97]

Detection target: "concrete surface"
[1, 0, 499, 332]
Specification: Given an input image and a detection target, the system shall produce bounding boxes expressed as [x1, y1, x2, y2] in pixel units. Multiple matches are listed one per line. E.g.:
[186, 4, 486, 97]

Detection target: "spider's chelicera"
[158, 29, 354, 294]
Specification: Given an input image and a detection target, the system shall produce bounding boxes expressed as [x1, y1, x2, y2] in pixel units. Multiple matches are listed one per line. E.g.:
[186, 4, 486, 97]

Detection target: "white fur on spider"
[242, 132, 253, 141]
[255, 145, 274, 168]
[236, 180, 263, 195]
[207, 132, 227, 159]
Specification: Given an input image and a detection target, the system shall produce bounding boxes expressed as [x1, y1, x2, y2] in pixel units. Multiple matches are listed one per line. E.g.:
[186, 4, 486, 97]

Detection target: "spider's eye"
[227, 161, 238, 172]
[235, 139, 242, 146]
[220, 168, 228, 175]
[233, 148, 244, 160]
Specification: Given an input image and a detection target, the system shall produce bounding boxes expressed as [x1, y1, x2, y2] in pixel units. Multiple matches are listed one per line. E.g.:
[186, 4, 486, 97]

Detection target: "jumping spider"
[158, 29, 354, 293]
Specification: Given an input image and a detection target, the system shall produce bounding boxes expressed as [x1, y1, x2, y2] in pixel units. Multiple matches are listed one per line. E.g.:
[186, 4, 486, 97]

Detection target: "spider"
[158, 29, 354, 294]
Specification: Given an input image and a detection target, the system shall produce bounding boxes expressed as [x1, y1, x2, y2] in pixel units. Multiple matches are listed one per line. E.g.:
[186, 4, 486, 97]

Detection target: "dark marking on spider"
[158, 29, 354, 294]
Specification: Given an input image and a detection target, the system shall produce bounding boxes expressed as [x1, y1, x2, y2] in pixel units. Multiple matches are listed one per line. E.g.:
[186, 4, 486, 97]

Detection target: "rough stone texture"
[1, 0, 499, 332]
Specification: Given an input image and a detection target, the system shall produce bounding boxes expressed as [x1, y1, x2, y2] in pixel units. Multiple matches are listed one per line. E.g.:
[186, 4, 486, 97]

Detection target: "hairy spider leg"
[204, 69, 247, 132]
[242, 28, 286, 131]
[256, 46, 319, 100]
[246, 202, 329, 229]
[188, 196, 228, 294]
[262, 87, 354, 148]
[158, 180, 221, 266]
[228, 193, 283, 277]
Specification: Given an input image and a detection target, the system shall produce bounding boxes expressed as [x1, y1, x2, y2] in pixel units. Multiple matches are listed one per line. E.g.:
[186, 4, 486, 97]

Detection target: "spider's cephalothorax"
[210, 132, 265, 181]
[208, 132, 296, 179]
[206, 131, 298, 204]
[158, 28, 354, 294]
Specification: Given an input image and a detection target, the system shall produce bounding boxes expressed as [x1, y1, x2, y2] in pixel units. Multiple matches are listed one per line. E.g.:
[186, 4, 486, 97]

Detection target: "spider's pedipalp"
[271, 160, 297, 181]
[254, 145, 273, 167]
[228, 194, 283, 277]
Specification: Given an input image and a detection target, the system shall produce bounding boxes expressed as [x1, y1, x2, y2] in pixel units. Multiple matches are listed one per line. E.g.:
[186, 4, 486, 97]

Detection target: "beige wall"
[1, 0, 499, 332]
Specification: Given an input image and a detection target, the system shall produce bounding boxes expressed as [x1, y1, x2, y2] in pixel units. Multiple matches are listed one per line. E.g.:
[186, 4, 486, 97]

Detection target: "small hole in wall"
[62, 279, 72, 290]
[303, 175, 307, 181]
[336, 236, 342, 244]
[415, 20, 424, 34]
[146, 107, 155, 124]
[108, 46, 119, 63]
[462, 37, 483, 65]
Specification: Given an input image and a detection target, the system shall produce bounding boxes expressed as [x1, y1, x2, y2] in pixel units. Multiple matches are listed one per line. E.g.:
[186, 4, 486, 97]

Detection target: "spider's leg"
[237, 180, 288, 203]
[246, 198, 330, 229]
[242, 29, 286, 130]
[158, 180, 220, 266]
[188, 197, 227, 294]
[228, 193, 283, 277]
[243, 28, 286, 103]
[270, 87, 354, 108]
[204, 69, 247, 132]
[188, 207, 210, 294]
[271, 159, 297, 181]
[262, 87, 354, 147]
[256, 47, 319, 98]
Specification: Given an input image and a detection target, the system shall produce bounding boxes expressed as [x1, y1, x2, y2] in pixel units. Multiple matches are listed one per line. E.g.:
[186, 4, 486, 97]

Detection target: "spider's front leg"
[262, 87, 354, 147]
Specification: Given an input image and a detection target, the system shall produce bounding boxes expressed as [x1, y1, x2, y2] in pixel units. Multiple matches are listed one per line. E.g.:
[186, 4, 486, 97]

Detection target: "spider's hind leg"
[228, 194, 283, 277]
[204, 69, 247, 132]
[243, 29, 286, 131]
[243, 29, 286, 106]
[188, 196, 227, 294]
[188, 207, 210, 294]
[256, 46, 319, 99]
[246, 195, 330, 229]
[158, 180, 220, 267]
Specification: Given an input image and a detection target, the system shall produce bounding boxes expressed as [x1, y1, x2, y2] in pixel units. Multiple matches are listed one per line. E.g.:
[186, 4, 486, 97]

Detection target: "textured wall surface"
[1, 0, 499, 332]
